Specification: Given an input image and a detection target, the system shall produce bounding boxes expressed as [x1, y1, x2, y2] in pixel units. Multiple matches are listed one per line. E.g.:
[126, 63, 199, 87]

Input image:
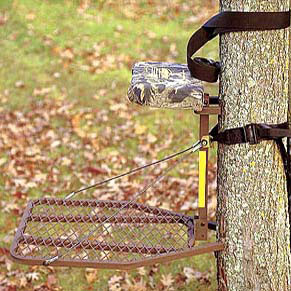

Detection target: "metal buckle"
[243, 124, 258, 145]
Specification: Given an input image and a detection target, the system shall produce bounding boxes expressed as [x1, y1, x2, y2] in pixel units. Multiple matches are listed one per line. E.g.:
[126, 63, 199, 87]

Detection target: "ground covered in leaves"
[0, 1, 219, 290]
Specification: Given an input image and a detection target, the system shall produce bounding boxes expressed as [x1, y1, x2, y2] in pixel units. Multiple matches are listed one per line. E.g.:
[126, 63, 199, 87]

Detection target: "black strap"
[187, 11, 291, 82]
[210, 122, 291, 145]
[210, 122, 291, 216]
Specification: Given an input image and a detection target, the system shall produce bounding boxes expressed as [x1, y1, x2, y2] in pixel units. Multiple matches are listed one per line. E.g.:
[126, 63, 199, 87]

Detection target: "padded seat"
[127, 62, 204, 111]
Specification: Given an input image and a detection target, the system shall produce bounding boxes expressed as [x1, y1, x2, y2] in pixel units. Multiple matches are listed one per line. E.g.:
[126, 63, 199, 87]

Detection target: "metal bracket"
[196, 115, 209, 241]
[201, 136, 211, 149]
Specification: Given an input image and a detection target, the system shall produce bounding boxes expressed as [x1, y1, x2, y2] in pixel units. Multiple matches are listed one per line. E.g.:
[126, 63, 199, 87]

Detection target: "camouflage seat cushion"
[127, 62, 204, 111]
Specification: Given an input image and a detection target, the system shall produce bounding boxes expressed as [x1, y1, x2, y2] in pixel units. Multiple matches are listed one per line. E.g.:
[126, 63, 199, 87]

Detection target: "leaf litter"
[0, 0, 219, 290]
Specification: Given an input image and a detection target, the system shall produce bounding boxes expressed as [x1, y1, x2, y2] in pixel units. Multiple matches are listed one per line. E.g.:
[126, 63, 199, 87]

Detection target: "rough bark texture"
[217, 1, 291, 290]
[289, 6, 291, 125]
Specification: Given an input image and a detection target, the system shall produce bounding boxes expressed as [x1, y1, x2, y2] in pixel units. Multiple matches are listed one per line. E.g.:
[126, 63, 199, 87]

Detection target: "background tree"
[217, 0, 291, 290]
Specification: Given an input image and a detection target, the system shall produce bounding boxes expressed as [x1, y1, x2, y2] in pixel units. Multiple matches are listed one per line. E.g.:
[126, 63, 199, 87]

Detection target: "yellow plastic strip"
[198, 151, 206, 208]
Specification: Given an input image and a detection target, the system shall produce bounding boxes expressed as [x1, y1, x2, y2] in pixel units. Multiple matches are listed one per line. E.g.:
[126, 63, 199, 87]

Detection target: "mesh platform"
[10, 198, 200, 269]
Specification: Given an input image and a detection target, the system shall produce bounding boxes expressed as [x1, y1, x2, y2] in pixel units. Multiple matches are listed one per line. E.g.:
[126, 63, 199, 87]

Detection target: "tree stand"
[10, 10, 291, 272]
[10, 62, 223, 270]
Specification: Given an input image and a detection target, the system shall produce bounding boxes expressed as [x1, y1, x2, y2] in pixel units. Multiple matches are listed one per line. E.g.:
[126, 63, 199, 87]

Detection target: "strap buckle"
[243, 124, 258, 145]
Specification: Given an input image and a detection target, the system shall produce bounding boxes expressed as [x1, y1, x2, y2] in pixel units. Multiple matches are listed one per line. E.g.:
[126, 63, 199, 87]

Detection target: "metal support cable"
[44, 140, 202, 265]
[65, 141, 202, 200]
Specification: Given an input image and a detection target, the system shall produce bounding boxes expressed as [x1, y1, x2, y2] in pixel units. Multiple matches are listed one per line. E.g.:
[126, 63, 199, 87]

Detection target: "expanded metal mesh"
[11, 198, 195, 267]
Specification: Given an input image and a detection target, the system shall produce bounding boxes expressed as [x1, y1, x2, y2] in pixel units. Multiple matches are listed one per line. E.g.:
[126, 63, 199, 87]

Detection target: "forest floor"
[0, 1, 219, 290]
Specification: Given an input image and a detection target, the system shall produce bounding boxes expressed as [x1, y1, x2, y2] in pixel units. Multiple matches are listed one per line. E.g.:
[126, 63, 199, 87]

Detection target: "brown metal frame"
[10, 95, 223, 270]
[195, 94, 220, 241]
[10, 197, 222, 270]
[11, 242, 223, 270]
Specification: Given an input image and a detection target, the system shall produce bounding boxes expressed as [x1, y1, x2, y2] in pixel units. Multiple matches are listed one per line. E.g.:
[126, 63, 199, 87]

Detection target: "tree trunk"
[289, 1, 291, 243]
[217, 1, 291, 290]
[290, 32, 291, 128]
[290, 0, 291, 128]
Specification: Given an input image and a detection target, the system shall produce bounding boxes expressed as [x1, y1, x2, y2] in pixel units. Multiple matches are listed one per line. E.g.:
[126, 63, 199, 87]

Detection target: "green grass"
[0, 1, 219, 290]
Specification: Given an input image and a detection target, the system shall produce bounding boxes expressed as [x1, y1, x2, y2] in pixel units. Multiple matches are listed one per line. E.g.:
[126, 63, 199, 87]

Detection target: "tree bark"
[289, 0, 291, 128]
[217, 1, 291, 290]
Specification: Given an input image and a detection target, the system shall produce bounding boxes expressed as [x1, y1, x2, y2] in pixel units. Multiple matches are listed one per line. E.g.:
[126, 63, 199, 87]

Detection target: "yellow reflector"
[198, 151, 206, 208]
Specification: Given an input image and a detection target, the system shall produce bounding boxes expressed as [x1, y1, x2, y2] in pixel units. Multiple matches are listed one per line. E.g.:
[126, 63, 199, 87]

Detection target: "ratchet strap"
[187, 11, 290, 82]
[210, 122, 291, 215]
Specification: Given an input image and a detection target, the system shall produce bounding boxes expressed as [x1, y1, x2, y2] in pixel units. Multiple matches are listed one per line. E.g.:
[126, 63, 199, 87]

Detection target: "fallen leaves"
[0, 1, 219, 290]
[134, 124, 147, 135]
[19, 276, 28, 288]
[15, 80, 25, 88]
[78, 0, 91, 14]
[51, 140, 61, 148]
[103, 265, 212, 291]
[110, 103, 128, 112]
[183, 267, 211, 285]
[0, 247, 10, 256]
[85, 268, 98, 284]
[25, 12, 36, 21]
[2, 202, 20, 214]
[160, 274, 175, 290]
[0, 12, 9, 26]
[147, 133, 157, 144]
[108, 275, 123, 291]
[83, 166, 107, 176]
[137, 267, 147, 277]
[82, 43, 132, 73]
[33, 87, 52, 97]
[60, 48, 75, 60]
[72, 113, 86, 138]
[0, 99, 217, 220]
[61, 156, 72, 166]
[26, 271, 40, 282]
[0, 157, 7, 166]
[108, 273, 149, 291]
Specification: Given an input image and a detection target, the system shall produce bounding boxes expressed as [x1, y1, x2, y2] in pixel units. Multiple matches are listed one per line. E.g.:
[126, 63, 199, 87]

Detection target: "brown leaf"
[85, 268, 98, 284]
[25, 13, 36, 21]
[0, 13, 8, 26]
[33, 87, 52, 97]
[183, 267, 210, 284]
[137, 267, 147, 276]
[84, 166, 107, 175]
[122, 277, 147, 291]
[147, 133, 157, 143]
[19, 276, 28, 288]
[0, 247, 10, 256]
[3, 202, 20, 213]
[15, 81, 25, 88]
[160, 274, 174, 289]
[78, 0, 91, 12]
[72, 114, 86, 138]
[13, 191, 25, 199]
[60, 48, 74, 60]
[46, 274, 57, 289]
[51, 46, 61, 56]
[3, 286, 17, 291]
[108, 275, 123, 291]
[26, 271, 40, 282]
[134, 124, 147, 135]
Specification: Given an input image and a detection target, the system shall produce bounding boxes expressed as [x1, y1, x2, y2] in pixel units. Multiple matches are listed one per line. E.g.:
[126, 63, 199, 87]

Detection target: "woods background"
[1, 1, 221, 290]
